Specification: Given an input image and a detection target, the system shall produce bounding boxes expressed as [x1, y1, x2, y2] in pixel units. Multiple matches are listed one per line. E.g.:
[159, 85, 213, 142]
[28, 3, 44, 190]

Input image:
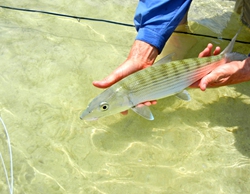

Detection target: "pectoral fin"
[131, 106, 154, 120]
[176, 90, 191, 101]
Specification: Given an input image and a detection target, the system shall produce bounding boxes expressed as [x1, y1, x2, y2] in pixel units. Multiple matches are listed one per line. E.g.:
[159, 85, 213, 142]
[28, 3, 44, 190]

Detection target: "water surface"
[0, 0, 250, 193]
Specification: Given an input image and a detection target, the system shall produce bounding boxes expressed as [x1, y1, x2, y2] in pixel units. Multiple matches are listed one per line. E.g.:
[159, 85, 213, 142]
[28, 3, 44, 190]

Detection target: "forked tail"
[220, 28, 241, 56]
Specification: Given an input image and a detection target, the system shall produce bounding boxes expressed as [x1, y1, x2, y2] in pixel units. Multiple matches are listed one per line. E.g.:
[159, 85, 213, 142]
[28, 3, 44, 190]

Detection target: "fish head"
[80, 87, 130, 121]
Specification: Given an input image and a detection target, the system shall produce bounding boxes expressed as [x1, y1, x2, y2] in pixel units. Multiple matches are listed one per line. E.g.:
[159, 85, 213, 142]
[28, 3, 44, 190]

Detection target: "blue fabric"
[134, 0, 192, 53]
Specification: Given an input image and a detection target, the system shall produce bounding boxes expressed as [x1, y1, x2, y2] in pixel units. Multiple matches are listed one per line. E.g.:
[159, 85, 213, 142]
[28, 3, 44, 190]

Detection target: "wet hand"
[93, 40, 158, 115]
[191, 43, 250, 90]
[198, 43, 221, 58]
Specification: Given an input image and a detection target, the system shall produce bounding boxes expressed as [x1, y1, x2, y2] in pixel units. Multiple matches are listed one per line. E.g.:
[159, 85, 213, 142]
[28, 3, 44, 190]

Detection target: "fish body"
[81, 32, 247, 121]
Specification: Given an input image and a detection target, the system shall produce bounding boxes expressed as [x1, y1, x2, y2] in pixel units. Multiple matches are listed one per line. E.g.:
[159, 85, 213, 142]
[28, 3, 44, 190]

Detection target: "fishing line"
[0, 5, 134, 27]
[0, 116, 14, 194]
[1, 5, 250, 44]
[174, 30, 250, 44]
[1, 5, 250, 45]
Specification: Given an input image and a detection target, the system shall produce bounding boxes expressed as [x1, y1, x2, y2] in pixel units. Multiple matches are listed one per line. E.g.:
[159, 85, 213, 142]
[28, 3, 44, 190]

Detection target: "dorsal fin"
[153, 53, 174, 66]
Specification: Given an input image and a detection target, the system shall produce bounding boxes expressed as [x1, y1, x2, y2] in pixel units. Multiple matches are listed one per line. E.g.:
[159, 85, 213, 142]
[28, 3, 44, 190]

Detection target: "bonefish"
[80, 31, 247, 121]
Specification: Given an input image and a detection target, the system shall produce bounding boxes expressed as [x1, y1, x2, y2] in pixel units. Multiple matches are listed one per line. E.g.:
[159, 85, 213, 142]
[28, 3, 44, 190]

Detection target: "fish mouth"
[80, 109, 90, 120]
[83, 117, 98, 121]
[80, 109, 98, 121]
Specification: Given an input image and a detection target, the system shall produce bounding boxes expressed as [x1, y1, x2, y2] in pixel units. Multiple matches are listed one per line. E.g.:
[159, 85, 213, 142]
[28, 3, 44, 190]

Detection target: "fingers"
[120, 100, 157, 115]
[137, 101, 157, 107]
[198, 44, 221, 58]
[198, 43, 213, 58]
[189, 76, 210, 91]
[198, 73, 219, 91]
[198, 80, 208, 91]
[191, 72, 219, 91]
[141, 100, 157, 106]
[191, 44, 221, 89]
[121, 110, 128, 115]
[213, 46, 221, 55]
[93, 61, 133, 89]
[189, 80, 200, 88]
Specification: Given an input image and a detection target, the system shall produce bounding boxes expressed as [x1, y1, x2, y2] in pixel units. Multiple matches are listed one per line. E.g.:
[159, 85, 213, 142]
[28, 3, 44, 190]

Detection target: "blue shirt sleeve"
[134, 0, 192, 53]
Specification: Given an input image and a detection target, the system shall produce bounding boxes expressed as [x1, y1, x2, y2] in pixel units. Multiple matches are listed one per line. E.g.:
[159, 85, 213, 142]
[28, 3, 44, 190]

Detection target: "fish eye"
[99, 102, 109, 111]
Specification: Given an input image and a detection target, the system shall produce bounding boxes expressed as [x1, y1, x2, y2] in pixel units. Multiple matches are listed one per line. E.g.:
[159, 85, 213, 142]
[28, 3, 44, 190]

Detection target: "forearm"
[134, 0, 192, 53]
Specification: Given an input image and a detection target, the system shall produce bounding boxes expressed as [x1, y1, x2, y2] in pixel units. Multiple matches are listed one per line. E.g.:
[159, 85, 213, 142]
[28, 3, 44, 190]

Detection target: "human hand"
[190, 43, 250, 90]
[197, 43, 221, 58]
[93, 40, 158, 115]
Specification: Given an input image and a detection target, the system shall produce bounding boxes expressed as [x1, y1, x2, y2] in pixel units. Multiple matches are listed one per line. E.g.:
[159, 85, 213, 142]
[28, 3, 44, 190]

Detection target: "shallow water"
[0, 0, 250, 193]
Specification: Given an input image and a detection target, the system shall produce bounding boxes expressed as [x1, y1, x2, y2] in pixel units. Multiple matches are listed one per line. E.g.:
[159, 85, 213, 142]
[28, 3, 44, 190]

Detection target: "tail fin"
[225, 52, 248, 62]
[220, 28, 241, 56]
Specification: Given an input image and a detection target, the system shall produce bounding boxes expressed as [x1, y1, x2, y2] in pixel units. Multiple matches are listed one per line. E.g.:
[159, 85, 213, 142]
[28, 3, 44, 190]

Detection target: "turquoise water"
[0, 0, 250, 193]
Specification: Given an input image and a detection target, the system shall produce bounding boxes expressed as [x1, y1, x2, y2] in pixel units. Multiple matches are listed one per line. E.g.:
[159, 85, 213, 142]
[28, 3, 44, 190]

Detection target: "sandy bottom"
[0, 0, 250, 193]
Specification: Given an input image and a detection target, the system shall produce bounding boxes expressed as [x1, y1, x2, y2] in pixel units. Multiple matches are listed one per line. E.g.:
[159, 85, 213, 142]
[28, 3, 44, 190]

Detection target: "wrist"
[234, 57, 250, 84]
[127, 40, 159, 67]
[242, 57, 250, 81]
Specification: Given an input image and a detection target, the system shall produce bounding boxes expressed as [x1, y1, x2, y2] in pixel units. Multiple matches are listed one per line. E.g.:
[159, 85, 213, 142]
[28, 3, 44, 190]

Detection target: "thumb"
[92, 64, 129, 89]
[93, 59, 141, 89]
[199, 73, 217, 91]
[93, 73, 121, 89]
